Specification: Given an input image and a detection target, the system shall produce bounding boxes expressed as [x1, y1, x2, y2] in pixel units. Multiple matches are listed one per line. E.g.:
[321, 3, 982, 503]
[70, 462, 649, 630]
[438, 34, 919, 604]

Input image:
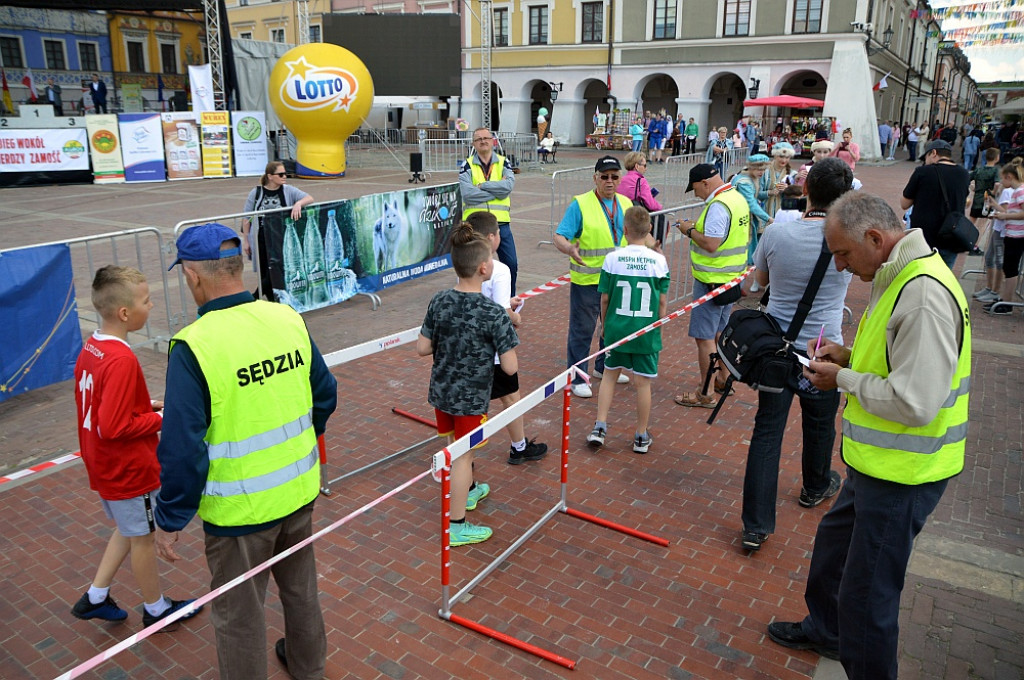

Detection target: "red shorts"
[434, 409, 488, 448]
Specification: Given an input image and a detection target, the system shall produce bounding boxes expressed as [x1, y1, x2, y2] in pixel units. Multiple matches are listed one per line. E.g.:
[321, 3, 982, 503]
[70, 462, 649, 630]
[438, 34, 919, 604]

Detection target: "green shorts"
[604, 349, 659, 378]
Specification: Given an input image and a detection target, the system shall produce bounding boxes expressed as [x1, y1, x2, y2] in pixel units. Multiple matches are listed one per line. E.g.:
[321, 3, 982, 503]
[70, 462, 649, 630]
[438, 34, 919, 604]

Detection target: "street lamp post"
[546, 80, 562, 138]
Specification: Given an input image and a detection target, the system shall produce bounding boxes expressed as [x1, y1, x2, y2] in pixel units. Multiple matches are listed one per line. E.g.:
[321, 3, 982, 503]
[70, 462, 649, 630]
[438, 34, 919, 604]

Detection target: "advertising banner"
[231, 110, 268, 177]
[0, 244, 82, 405]
[200, 110, 232, 178]
[0, 128, 89, 173]
[121, 83, 143, 113]
[188, 64, 215, 112]
[119, 113, 166, 183]
[160, 112, 202, 180]
[255, 182, 460, 313]
[85, 114, 125, 184]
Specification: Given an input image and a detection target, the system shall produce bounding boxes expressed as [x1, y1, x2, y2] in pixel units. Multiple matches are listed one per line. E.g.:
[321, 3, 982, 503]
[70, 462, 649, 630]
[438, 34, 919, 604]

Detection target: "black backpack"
[704, 237, 833, 424]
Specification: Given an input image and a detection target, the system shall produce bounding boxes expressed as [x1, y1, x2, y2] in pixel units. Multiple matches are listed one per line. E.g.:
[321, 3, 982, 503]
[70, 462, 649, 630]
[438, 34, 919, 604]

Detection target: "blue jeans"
[631, 140, 642, 152]
[800, 466, 948, 680]
[566, 283, 604, 383]
[741, 386, 841, 534]
[496, 221, 518, 294]
[907, 140, 917, 160]
[937, 248, 958, 269]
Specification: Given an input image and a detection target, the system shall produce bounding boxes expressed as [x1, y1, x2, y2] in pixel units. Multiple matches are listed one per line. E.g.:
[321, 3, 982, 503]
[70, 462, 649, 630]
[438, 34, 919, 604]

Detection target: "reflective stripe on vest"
[462, 154, 511, 222]
[689, 187, 750, 284]
[568, 191, 632, 286]
[842, 256, 970, 485]
[171, 300, 320, 526]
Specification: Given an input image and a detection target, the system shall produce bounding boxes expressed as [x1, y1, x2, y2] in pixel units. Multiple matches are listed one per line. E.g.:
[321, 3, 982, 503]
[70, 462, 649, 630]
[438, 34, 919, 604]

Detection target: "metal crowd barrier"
[0, 228, 176, 350]
[420, 131, 539, 173]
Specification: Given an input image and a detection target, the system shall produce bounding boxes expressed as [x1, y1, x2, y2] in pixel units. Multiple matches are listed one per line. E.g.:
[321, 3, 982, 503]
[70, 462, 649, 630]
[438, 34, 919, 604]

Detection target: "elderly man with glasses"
[554, 156, 658, 398]
[460, 128, 520, 292]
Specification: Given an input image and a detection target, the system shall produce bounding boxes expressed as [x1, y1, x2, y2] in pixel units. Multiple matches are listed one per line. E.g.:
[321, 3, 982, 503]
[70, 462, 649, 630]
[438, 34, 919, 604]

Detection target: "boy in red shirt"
[71, 266, 201, 628]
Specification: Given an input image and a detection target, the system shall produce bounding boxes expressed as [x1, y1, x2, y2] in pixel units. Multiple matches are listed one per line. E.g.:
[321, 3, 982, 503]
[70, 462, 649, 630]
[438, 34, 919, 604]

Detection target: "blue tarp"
[0, 244, 82, 404]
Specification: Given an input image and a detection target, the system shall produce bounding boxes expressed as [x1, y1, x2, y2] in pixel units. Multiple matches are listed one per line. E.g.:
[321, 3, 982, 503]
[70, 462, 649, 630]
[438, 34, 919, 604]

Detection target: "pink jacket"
[830, 142, 860, 171]
[620, 169, 662, 212]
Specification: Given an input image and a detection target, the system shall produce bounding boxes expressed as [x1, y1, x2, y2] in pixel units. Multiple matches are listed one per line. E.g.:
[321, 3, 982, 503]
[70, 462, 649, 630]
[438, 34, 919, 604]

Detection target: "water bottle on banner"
[324, 209, 348, 303]
[282, 217, 310, 310]
[303, 207, 329, 307]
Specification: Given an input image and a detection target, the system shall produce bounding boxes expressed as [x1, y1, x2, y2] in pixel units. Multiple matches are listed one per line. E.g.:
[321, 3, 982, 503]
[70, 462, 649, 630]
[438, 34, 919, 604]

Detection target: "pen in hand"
[813, 324, 825, 358]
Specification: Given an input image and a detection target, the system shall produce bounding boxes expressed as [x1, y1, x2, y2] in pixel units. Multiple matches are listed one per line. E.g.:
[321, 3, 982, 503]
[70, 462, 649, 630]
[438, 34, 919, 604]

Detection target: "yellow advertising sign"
[200, 110, 232, 178]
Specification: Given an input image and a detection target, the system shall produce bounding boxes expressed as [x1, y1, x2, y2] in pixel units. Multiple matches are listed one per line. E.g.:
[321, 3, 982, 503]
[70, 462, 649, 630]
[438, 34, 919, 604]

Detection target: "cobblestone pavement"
[0, 148, 1020, 679]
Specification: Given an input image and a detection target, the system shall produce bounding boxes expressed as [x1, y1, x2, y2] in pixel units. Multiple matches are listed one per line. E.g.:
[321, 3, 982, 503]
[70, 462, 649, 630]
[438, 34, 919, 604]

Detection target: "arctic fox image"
[373, 198, 407, 272]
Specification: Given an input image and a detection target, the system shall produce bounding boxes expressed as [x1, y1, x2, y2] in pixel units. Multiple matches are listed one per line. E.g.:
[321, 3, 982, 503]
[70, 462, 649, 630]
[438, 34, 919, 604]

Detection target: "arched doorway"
[778, 70, 827, 99]
[528, 80, 555, 136]
[471, 80, 503, 131]
[581, 78, 610, 140]
[706, 73, 745, 134]
[640, 74, 679, 119]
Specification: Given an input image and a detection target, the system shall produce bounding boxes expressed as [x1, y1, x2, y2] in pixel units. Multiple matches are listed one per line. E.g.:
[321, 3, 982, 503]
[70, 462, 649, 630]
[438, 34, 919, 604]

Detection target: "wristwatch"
[686, 226, 696, 238]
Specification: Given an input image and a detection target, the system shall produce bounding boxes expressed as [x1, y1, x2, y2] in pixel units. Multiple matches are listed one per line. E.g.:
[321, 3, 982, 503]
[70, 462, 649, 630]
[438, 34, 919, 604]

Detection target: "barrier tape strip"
[1, 275, 574, 487]
[0, 452, 82, 487]
[54, 467, 434, 680]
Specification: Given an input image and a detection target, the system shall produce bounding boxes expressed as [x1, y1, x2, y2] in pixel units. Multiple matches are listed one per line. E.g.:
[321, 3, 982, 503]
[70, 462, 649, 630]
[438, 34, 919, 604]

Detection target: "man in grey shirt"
[739, 157, 854, 551]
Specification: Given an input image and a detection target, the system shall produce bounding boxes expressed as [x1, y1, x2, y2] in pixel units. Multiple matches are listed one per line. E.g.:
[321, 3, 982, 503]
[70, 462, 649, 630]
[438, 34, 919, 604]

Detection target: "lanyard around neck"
[594, 190, 620, 242]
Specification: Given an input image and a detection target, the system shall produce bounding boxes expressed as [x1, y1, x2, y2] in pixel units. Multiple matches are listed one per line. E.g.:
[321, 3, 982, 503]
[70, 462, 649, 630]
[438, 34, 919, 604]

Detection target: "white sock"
[87, 585, 110, 605]
[511, 439, 526, 452]
[144, 596, 170, 617]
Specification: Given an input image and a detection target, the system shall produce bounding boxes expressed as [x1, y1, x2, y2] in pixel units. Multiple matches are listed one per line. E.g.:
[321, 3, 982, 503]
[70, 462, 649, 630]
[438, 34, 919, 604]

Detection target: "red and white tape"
[53, 467, 434, 680]
[0, 451, 81, 487]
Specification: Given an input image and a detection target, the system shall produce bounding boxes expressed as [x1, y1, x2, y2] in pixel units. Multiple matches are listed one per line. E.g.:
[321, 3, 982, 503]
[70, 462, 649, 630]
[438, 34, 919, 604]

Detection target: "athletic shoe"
[975, 290, 1000, 303]
[767, 621, 840, 660]
[616, 372, 630, 384]
[989, 303, 1014, 316]
[142, 597, 202, 628]
[449, 521, 492, 546]
[632, 432, 652, 454]
[983, 297, 1004, 310]
[973, 288, 995, 300]
[741, 531, 767, 551]
[508, 438, 548, 465]
[71, 592, 128, 622]
[570, 383, 593, 398]
[799, 470, 842, 508]
[586, 425, 606, 447]
[465, 482, 490, 511]
[274, 638, 288, 670]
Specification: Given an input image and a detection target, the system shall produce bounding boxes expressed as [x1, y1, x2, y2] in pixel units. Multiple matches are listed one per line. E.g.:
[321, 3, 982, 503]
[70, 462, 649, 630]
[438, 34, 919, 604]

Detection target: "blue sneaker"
[465, 482, 490, 511]
[71, 592, 127, 622]
[632, 432, 653, 454]
[142, 598, 203, 628]
[449, 521, 492, 546]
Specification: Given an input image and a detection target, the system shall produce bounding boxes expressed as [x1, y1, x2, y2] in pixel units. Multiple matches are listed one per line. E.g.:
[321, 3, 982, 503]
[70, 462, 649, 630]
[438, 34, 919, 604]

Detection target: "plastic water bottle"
[282, 217, 309, 309]
[303, 207, 329, 306]
[324, 209, 347, 303]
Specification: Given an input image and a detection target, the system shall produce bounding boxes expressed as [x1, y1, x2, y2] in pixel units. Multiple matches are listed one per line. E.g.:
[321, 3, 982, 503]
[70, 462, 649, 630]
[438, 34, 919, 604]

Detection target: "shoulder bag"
[704, 236, 833, 424]
[935, 166, 979, 253]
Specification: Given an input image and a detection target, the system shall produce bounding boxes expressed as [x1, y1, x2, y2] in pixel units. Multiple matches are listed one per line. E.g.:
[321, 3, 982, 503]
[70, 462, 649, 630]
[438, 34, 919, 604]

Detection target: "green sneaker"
[449, 521, 493, 546]
[465, 482, 490, 511]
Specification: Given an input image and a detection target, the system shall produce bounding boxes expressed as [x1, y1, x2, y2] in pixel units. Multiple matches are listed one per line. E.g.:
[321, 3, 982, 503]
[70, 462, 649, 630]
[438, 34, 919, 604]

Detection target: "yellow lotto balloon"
[268, 43, 374, 178]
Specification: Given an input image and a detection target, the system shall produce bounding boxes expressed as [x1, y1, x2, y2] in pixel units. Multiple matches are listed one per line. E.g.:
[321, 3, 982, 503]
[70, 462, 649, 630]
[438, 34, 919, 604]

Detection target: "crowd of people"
[66, 118, 1021, 680]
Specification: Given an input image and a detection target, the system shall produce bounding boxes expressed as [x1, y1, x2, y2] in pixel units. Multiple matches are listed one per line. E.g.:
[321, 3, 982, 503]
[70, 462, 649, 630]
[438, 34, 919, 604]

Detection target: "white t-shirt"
[481, 258, 513, 363]
[992, 187, 1014, 235]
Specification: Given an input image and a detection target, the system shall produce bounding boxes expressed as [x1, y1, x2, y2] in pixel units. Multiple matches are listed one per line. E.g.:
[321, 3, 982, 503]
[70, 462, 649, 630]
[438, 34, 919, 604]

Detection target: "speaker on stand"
[409, 152, 426, 183]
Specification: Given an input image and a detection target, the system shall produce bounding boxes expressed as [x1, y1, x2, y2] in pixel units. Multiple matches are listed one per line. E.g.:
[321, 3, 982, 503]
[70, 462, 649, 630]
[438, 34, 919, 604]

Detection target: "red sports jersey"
[74, 333, 162, 500]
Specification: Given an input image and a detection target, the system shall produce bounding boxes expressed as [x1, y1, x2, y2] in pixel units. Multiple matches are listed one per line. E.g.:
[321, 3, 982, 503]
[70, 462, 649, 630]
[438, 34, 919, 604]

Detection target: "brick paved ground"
[0, 150, 1021, 679]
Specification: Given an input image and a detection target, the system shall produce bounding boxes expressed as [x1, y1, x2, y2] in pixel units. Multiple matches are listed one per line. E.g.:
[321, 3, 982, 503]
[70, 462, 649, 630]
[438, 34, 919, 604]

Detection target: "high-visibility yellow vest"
[171, 301, 319, 526]
[567, 190, 632, 286]
[842, 253, 970, 484]
[689, 185, 750, 284]
[462, 154, 511, 222]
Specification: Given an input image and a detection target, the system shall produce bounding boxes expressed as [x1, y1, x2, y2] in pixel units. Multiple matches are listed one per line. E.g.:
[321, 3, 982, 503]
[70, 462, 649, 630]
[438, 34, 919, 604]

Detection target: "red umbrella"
[743, 94, 825, 108]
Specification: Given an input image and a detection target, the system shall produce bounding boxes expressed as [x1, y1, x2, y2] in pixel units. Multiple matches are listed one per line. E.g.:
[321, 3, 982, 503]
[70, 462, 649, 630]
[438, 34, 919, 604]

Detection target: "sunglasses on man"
[599, 174, 620, 181]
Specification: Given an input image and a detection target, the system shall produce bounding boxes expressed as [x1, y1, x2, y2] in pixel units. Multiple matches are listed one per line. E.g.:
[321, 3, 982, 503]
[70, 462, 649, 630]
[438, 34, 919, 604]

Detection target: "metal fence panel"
[420, 132, 539, 173]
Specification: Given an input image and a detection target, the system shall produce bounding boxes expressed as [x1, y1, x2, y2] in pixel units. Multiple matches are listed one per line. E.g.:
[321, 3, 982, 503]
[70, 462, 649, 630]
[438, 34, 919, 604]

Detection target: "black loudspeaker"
[410, 152, 423, 173]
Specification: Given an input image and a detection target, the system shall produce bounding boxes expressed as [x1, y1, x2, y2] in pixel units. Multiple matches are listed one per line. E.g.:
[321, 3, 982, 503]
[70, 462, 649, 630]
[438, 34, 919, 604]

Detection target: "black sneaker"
[586, 425, 606, 447]
[767, 621, 840, 660]
[799, 470, 842, 508]
[71, 592, 127, 622]
[275, 638, 288, 670]
[508, 438, 548, 465]
[983, 297, 1004, 310]
[142, 598, 202, 628]
[741, 531, 767, 551]
[988, 302, 1014, 316]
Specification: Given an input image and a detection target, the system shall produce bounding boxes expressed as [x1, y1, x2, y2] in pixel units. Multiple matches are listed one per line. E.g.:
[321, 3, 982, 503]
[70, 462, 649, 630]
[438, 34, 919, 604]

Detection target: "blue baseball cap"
[169, 222, 242, 270]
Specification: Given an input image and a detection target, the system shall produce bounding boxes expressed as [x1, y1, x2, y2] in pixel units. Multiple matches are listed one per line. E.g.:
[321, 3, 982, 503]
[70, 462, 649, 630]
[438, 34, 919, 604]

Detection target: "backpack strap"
[782, 237, 832, 343]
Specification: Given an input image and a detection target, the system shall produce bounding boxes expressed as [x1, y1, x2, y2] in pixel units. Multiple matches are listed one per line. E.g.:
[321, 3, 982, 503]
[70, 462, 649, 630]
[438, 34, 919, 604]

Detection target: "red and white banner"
[0, 128, 89, 172]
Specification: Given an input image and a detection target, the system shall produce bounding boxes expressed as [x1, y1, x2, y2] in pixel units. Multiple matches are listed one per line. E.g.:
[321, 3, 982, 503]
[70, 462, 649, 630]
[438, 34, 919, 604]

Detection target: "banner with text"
[161, 112, 203, 180]
[0, 244, 83, 405]
[231, 111, 269, 177]
[85, 114, 125, 184]
[200, 111, 232, 178]
[119, 113, 166, 183]
[0, 128, 89, 173]
[252, 182, 461, 313]
[188, 64, 215, 113]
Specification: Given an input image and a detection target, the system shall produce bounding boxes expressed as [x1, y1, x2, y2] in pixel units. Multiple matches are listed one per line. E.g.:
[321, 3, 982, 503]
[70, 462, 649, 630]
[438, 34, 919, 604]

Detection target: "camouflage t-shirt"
[421, 289, 519, 416]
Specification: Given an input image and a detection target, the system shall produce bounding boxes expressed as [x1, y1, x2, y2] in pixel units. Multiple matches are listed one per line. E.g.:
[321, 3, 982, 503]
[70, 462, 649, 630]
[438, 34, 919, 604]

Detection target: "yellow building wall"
[464, 1, 605, 69]
[109, 11, 205, 90]
[226, 4, 325, 43]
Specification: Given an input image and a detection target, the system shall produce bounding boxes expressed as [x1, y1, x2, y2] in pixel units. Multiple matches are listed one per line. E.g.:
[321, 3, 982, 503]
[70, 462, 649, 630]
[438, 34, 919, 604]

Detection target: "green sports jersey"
[598, 244, 671, 354]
